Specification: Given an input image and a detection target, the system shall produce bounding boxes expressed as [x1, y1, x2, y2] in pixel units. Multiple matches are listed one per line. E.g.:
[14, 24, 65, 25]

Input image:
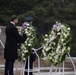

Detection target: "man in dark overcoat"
[4, 15, 27, 75]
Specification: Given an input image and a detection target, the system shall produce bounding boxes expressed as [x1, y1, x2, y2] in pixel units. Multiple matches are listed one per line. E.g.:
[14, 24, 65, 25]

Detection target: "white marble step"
[0, 66, 72, 70]
[34, 72, 76, 75]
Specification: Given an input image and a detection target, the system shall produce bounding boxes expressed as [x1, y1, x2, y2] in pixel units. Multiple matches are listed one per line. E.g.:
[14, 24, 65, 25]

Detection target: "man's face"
[14, 18, 18, 24]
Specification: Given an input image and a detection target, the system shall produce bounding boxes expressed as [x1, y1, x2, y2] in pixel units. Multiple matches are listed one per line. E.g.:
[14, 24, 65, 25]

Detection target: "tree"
[0, 0, 76, 56]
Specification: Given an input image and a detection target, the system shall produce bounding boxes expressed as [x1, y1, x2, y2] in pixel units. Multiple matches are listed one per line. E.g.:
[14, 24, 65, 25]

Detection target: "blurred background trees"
[0, 0, 76, 56]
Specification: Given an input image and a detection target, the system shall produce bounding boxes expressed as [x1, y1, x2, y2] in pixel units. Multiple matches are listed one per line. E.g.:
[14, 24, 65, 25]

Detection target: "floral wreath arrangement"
[42, 22, 72, 66]
[18, 22, 37, 62]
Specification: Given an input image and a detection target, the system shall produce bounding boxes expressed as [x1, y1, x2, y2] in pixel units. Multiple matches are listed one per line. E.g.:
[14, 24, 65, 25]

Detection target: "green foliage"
[0, 0, 76, 56]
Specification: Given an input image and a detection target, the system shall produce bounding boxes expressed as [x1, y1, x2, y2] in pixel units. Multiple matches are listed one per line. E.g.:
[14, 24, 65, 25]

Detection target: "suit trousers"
[4, 60, 15, 75]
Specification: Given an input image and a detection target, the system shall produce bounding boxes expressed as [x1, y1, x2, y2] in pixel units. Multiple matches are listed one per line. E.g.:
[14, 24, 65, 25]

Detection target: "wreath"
[18, 22, 37, 62]
[42, 23, 72, 66]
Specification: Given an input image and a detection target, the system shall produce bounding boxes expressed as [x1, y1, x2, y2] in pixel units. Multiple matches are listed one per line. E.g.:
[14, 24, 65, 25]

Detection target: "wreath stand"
[49, 53, 76, 75]
[0, 28, 5, 70]
[20, 49, 40, 75]
[0, 28, 5, 48]
[29, 35, 75, 75]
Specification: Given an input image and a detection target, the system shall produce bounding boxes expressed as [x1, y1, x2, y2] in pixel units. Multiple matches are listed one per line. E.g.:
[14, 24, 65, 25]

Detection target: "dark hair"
[11, 15, 18, 21]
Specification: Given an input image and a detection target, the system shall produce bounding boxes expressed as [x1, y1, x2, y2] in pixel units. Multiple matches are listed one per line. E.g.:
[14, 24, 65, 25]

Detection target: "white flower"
[43, 52, 46, 56]
[62, 49, 65, 53]
[63, 43, 66, 46]
[67, 27, 70, 30]
[49, 56, 52, 60]
[44, 46, 46, 49]
[22, 53, 24, 56]
[62, 47, 66, 52]
[54, 55, 58, 59]
[56, 48, 59, 52]
[63, 33, 66, 36]
[61, 25, 64, 28]
[45, 34, 48, 37]
[25, 31, 28, 34]
[49, 34, 52, 37]
[23, 58, 26, 61]
[51, 53, 55, 56]
[57, 26, 61, 31]
[44, 38, 48, 41]
[45, 48, 49, 51]
[27, 23, 30, 26]
[61, 39, 64, 42]
[43, 57, 47, 60]
[21, 45, 25, 48]
[58, 45, 60, 49]
[23, 50, 28, 53]
[42, 50, 45, 53]
[64, 35, 67, 38]
[68, 47, 70, 51]
[54, 59, 57, 63]
[57, 32, 61, 35]
[28, 33, 31, 36]
[28, 44, 32, 46]
[24, 28, 27, 30]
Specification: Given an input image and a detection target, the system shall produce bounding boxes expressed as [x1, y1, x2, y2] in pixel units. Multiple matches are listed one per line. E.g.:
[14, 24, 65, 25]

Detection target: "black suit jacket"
[4, 23, 27, 60]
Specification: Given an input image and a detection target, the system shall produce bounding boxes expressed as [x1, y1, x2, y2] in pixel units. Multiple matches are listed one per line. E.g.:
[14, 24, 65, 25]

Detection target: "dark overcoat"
[4, 23, 27, 60]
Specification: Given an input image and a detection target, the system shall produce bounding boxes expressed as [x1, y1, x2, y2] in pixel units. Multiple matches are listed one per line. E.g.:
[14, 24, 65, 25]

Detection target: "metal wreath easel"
[0, 28, 5, 48]
[31, 35, 76, 75]
[20, 35, 57, 75]
[19, 35, 57, 75]
[15, 32, 76, 75]
[20, 48, 40, 75]
[49, 52, 76, 75]
[0, 28, 5, 71]
[48, 36, 76, 75]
